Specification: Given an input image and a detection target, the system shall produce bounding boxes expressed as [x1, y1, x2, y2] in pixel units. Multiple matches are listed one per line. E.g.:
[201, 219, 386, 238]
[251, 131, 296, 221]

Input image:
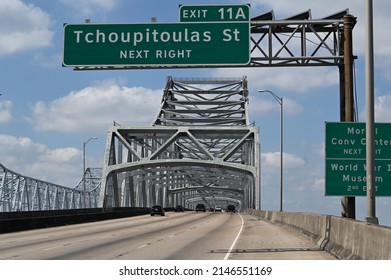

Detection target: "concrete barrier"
[248, 210, 391, 260]
[0, 207, 150, 234]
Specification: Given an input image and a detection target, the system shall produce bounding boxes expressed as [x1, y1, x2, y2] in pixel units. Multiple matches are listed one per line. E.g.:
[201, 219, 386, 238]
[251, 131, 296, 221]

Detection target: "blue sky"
[1, 0, 391, 226]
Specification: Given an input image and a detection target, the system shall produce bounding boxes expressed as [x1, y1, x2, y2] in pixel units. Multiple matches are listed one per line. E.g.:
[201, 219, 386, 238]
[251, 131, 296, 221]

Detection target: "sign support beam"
[340, 14, 357, 219]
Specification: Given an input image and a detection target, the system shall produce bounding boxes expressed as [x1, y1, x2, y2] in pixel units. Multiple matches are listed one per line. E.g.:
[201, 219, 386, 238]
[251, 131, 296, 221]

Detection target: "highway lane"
[0, 211, 243, 260]
[0, 211, 335, 260]
[230, 214, 335, 260]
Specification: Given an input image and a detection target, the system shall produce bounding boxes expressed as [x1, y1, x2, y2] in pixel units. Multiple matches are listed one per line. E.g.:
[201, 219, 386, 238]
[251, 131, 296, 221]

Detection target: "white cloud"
[0, 134, 82, 187]
[60, 0, 119, 16]
[213, 67, 339, 94]
[0, 0, 53, 56]
[248, 0, 358, 18]
[33, 52, 62, 69]
[38, 147, 80, 163]
[262, 152, 305, 169]
[378, 57, 391, 83]
[283, 153, 306, 168]
[249, 95, 303, 118]
[0, 100, 12, 123]
[29, 79, 162, 133]
[358, 93, 391, 122]
[315, 143, 325, 157]
[312, 178, 325, 191]
[374, 95, 391, 122]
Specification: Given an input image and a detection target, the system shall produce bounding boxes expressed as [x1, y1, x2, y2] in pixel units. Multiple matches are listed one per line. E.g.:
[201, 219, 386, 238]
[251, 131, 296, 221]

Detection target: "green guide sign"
[63, 22, 250, 67]
[179, 4, 250, 22]
[325, 122, 391, 196]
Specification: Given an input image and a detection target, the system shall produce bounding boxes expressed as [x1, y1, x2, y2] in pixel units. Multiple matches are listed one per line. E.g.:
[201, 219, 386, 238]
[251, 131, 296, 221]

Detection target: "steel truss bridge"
[0, 9, 355, 213]
[98, 77, 259, 211]
[0, 163, 101, 211]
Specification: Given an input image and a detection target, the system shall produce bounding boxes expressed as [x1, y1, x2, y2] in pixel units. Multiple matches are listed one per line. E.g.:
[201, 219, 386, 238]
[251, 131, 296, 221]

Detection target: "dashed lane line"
[223, 214, 244, 260]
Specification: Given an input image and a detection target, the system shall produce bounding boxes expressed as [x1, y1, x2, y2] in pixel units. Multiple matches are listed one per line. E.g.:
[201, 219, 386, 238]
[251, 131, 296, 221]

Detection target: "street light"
[258, 90, 283, 212]
[365, 0, 378, 224]
[83, 137, 98, 208]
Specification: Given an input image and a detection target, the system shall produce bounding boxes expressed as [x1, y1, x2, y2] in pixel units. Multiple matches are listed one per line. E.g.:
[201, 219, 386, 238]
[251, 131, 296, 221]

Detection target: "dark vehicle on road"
[151, 205, 165, 216]
[175, 205, 184, 212]
[196, 203, 206, 212]
[226, 205, 236, 213]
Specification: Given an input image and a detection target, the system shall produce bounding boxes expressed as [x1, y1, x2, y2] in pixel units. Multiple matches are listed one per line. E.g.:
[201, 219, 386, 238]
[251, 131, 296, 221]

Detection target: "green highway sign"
[179, 4, 250, 22]
[63, 22, 250, 67]
[325, 122, 391, 196]
[326, 122, 391, 159]
[325, 159, 391, 196]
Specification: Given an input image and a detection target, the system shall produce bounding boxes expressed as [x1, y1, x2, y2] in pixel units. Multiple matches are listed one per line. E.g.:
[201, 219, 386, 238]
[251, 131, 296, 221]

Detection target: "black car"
[226, 205, 236, 213]
[196, 203, 206, 212]
[175, 205, 184, 212]
[151, 205, 165, 216]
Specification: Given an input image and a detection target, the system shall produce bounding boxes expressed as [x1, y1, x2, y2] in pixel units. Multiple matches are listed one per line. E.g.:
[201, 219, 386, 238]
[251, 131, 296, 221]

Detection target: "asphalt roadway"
[0, 211, 335, 260]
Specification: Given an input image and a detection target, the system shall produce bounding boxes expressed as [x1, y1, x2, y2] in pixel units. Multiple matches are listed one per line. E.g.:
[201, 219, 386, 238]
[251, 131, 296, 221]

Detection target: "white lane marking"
[44, 246, 63, 251]
[137, 244, 149, 249]
[224, 213, 244, 260]
[44, 244, 70, 251]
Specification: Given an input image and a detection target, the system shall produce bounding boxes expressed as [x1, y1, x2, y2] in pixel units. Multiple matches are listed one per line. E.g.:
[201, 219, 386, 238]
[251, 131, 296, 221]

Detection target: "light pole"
[83, 137, 98, 208]
[365, 0, 378, 224]
[258, 90, 283, 212]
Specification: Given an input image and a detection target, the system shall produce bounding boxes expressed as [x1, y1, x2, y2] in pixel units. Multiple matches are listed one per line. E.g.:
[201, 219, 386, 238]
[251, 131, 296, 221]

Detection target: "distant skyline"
[1, 0, 391, 226]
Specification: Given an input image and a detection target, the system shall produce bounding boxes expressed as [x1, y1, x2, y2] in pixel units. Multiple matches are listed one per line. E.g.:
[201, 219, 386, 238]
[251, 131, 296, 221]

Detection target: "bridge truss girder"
[99, 77, 260, 210]
[174, 188, 244, 212]
[98, 126, 259, 210]
[0, 163, 102, 211]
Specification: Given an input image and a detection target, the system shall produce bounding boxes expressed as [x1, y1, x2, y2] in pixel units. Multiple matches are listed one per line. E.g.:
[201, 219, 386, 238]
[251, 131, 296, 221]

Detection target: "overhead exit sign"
[179, 4, 250, 22]
[325, 122, 391, 196]
[63, 22, 250, 67]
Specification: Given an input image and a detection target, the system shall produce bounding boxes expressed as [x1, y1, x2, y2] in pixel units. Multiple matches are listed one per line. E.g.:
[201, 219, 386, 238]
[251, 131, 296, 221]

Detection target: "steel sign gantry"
[71, 9, 351, 71]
